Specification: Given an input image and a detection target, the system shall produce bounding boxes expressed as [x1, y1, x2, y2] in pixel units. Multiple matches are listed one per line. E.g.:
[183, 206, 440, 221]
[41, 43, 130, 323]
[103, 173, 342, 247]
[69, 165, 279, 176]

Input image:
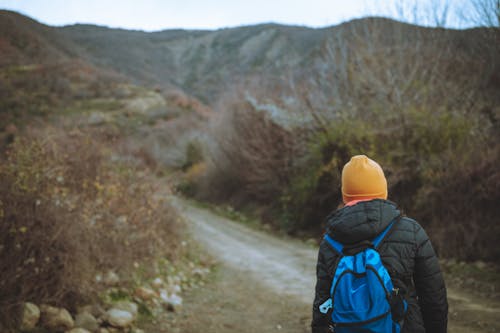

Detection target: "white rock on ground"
[106, 308, 134, 328]
[40, 305, 74, 331]
[21, 302, 40, 331]
[74, 312, 99, 332]
[112, 301, 138, 319]
[152, 277, 164, 289]
[159, 290, 183, 312]
[170, 284, 182, 294]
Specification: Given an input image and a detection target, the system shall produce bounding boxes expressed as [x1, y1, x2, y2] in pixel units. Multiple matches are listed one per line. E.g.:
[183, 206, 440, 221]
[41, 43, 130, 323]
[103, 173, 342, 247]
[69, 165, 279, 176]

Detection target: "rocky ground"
[15, 186, 500, 333]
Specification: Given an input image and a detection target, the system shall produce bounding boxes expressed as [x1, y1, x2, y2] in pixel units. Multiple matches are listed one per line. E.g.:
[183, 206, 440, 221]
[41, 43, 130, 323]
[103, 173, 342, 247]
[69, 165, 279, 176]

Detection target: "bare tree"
[461, 0, 500, 27]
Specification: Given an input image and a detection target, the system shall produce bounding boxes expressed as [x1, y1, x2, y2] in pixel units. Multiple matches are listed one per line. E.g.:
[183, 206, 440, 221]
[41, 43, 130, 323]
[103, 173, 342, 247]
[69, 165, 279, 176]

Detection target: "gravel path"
[172, 198, 500, 333]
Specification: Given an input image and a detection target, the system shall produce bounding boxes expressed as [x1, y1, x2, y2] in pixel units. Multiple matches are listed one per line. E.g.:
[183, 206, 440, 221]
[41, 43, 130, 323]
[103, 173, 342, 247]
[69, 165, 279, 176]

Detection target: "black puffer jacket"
[311, 199, 448, 333]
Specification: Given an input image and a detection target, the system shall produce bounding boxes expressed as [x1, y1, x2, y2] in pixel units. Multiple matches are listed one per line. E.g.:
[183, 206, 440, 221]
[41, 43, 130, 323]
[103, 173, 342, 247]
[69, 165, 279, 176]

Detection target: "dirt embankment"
[171, 199, 500, 333]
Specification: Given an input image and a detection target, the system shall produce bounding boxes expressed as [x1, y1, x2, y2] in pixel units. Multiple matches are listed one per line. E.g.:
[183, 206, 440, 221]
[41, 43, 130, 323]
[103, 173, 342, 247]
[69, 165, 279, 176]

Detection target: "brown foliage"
[0, 127, 182, 330]
[199, 93, 303, 207]
[416, 146, 500, 261]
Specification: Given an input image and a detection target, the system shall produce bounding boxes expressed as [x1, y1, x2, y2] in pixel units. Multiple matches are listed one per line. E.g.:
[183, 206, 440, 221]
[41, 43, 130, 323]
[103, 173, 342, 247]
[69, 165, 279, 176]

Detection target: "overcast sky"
[0, 0, 475, 31]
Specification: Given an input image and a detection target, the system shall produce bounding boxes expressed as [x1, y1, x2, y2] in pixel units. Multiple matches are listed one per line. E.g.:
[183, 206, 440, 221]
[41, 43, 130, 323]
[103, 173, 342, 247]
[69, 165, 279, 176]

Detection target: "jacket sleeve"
[311, 243, 334, 333]
[413, 224, 448, 333]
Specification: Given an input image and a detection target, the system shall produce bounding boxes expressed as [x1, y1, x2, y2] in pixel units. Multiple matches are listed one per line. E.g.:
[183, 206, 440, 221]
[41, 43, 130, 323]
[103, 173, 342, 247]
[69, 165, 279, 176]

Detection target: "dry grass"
[0, 125, 183, 330]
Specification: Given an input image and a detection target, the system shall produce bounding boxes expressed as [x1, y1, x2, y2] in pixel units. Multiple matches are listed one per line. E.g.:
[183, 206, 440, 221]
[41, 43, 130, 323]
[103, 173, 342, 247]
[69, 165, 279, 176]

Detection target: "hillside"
[0, 10, 78, 66]
[60, 17, 499, 104]
[60, 22, 328, 102]
[0, 10, 125, 128]
[2, 10, 498, 106]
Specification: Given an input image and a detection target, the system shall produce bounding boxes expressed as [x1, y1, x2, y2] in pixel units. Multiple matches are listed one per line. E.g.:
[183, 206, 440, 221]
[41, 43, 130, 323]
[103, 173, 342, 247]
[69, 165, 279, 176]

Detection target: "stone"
[112, 301, 138, 319]
[160, 290, 183, 312]
[151, 277, 164, 289]
[40, 305, 74, 331]
[165, 284, 182, 295]
[106, 308, 134, 328]
[134, 286, 157, 300]
[20, 302, 40, 331]
[66, 329, 91, 333]
[103, 271, 120, 286]
[131, 329, 145, 333]
[77, 304, 106, 319]
[75, 312, 99, 332]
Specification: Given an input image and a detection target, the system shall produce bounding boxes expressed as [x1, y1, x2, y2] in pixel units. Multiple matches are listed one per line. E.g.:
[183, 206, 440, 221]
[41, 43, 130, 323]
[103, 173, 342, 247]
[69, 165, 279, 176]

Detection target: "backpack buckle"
[319, 298, 332, 314]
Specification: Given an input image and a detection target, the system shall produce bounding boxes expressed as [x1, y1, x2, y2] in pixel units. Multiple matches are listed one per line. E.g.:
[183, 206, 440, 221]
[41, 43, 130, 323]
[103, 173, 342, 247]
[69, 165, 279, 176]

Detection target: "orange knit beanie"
[341, 155, 388, 204]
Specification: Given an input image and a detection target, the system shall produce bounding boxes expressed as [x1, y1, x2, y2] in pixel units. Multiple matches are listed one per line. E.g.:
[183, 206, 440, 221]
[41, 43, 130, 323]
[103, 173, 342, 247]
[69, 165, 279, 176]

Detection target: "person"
[311, 155, 448, 333]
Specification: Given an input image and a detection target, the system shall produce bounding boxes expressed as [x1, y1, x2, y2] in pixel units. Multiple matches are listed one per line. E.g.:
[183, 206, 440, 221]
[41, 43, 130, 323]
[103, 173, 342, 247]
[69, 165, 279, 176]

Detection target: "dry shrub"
[133, 112, 208, 169]
[0, 126, 182, 330]
[416, 146, 500, 262]
[199, 94, 303, 207]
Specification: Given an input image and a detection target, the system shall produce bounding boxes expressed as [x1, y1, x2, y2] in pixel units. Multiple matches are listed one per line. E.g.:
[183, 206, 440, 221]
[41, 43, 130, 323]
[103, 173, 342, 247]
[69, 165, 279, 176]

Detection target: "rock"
[134, 286, 157, 300]
[106, 308, 134, 328]
[115, 215, 128, 227]
[152, 277, 164, 289]
[77, 304, 106, 319]
[160, 290, 183, 312]
[103, 271, 120, 286]
[98, 328, 110, 333]
[75, 312, 99, 332]
[40, 305, 74, 331]
[66, 329, 91, 333]
[21, 302, 40, 331]
[112, 301, 138, 319]
[107, 328, 121, 333]
[131, 329, 145, 333]
[165, 284, 182, 295]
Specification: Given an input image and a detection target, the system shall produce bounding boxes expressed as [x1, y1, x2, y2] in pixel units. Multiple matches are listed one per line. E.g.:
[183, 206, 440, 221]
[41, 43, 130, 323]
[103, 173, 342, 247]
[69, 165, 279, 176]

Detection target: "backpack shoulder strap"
[324, 215, 401, 253]
[324, 234, 343, 254]
[372, 215, 401, 249]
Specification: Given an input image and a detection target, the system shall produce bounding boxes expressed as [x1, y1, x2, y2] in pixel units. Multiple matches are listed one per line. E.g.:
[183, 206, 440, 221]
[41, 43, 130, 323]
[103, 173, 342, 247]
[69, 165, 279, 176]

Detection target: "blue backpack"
[319, 219, 407, 333]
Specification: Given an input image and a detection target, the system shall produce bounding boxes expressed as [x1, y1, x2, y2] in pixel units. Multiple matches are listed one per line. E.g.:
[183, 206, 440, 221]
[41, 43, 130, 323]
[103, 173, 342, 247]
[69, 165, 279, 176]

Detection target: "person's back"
[311, 155, 448, 333]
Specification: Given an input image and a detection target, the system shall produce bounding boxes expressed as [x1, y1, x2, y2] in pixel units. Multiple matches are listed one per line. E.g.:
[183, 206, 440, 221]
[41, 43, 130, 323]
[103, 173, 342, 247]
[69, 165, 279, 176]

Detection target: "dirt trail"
[172, 198, 500, 333]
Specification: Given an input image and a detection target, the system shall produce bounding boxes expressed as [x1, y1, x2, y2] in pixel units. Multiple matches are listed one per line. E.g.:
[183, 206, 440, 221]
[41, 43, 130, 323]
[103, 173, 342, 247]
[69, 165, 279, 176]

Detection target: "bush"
[415, 146, 500, 261]
[0, 127, 182, 330]
[196, 93, 500, 262]
[198, 95, 303, 210]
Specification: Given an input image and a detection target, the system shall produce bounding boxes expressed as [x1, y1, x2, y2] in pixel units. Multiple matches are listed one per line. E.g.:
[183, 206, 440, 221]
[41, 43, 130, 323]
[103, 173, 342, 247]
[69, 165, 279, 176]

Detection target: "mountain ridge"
[1, 10, 498, 105]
